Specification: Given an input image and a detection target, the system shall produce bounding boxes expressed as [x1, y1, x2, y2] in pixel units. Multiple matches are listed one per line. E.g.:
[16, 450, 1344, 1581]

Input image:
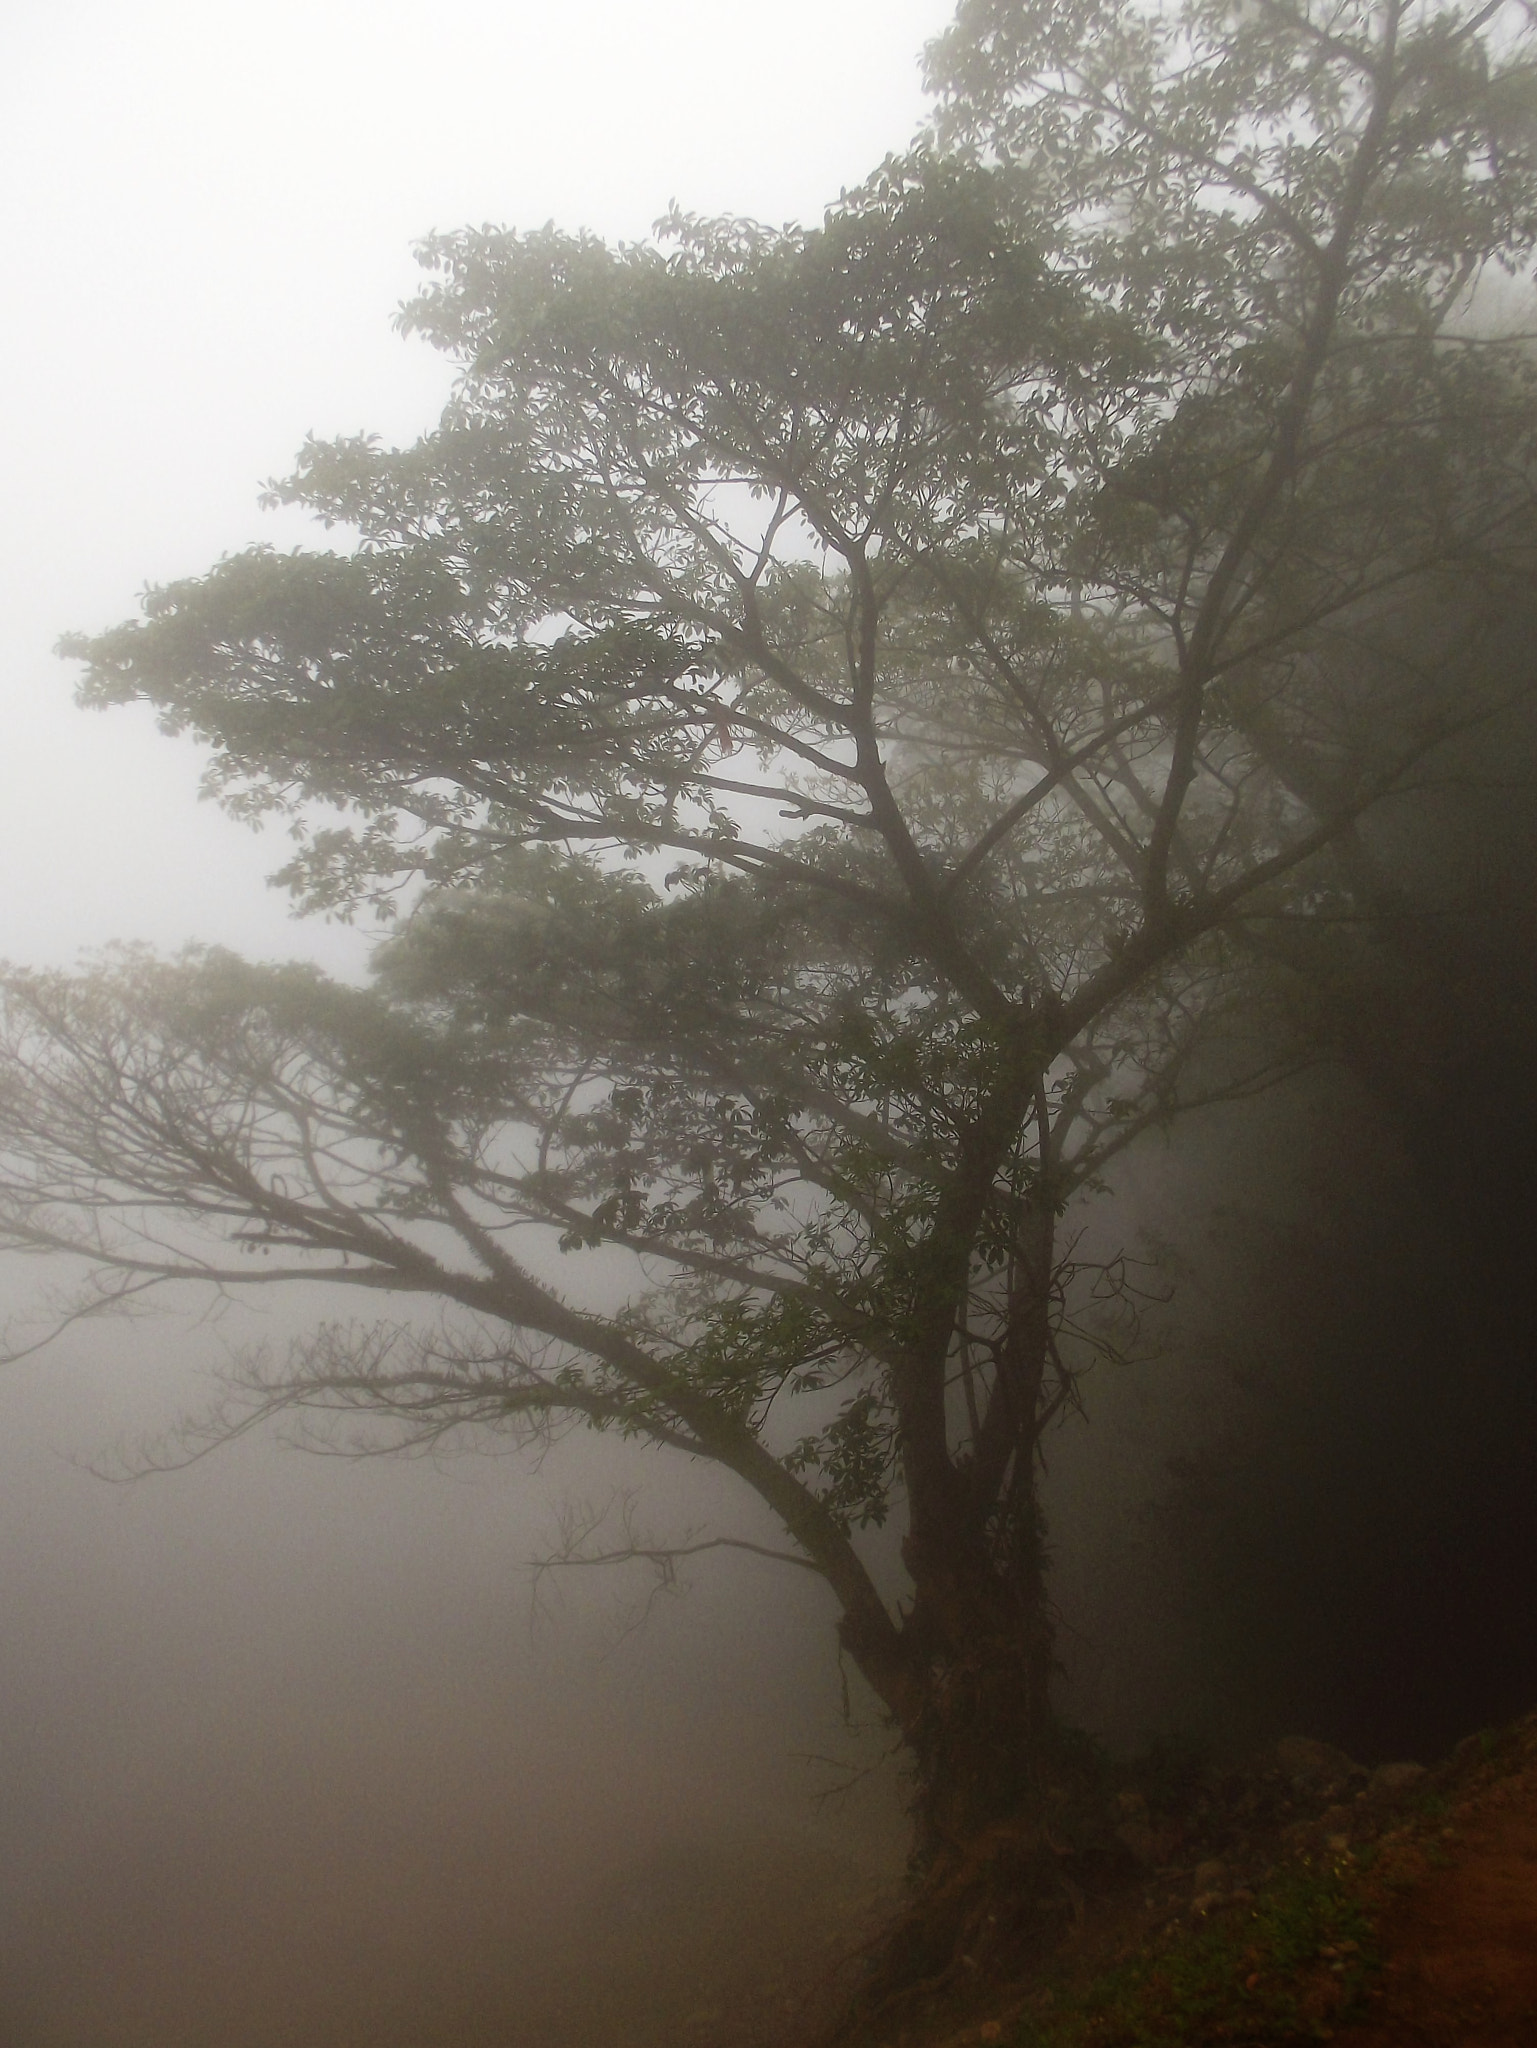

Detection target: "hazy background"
[0, 0, 949, 967]
[5, 6, 1537, 2044]
[0, 7, 946, 2041]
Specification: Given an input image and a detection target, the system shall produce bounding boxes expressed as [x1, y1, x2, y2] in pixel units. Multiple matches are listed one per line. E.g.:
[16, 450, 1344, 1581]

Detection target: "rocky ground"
[809, 1709, 1537, 2047]
[1332, 1726, 1537, 2047]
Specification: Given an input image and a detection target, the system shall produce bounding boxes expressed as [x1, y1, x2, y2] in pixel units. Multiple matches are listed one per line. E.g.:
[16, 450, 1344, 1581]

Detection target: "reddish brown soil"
[1336, 1750, 1537, 2048]
[814, 1714, 1537, 2048]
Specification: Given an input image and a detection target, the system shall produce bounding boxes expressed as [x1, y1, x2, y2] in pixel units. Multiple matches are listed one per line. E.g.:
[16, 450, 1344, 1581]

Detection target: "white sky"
[0, 28, 940, 2007]
[0, 0, 950, 973]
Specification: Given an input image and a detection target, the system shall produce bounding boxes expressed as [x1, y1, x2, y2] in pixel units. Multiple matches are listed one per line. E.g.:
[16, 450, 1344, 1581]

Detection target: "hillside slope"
[821, 1711, 1537, 2048]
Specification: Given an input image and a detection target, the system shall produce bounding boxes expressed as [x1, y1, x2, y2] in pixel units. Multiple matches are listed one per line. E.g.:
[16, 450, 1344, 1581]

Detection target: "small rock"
[1366, 1760, 1427, 1798]
[1116, 1816, 1184, 1866]
[1192, 1858, 1227, 1893]
[1276, 1736, 1361, 1794]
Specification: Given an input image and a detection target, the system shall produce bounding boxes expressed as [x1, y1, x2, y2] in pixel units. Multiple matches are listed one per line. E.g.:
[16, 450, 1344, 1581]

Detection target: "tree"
[7, 0, 1537, 1870]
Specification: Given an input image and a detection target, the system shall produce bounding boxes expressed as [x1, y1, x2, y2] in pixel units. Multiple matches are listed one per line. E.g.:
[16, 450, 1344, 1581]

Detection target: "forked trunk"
[840, 1466, 1057, 1863]
[905, 1514, 1056, 1857]
[831, 1479, 1065, 2027]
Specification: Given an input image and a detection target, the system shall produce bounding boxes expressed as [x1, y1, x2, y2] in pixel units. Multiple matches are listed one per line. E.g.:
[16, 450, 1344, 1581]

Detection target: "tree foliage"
[10, 0, 1537, 1853]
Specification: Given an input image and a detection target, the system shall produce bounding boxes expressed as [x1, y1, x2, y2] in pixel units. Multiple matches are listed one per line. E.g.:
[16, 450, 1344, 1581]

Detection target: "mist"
[0, 1292, 908, 2046]
[1045, 665, 1537, 1765]
[5, 6, 1537, 2044]
[0, 7, 938, 2041]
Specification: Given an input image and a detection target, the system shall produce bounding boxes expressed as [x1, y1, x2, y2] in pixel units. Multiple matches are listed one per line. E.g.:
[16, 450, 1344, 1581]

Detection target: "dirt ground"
[811, 1709, 1537, 2048]
[1334, 1741, 1537, 2048]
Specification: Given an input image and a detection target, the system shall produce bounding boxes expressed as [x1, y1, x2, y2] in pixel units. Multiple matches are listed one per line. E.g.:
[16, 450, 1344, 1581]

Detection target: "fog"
[6, 7, 1537, 2044]
[0, 7, 938, 2041]
[0, 0, 948, 971]
[0, 1288, 916, 2045]
[1045, 680, 1537, 1766]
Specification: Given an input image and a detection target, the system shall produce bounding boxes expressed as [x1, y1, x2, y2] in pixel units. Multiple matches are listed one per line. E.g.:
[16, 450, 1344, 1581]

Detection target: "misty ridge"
[3, 1, 1537, 2043]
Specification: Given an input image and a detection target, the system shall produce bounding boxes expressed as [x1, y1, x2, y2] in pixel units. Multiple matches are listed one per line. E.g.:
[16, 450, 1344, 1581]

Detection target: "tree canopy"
[9, 0, 1537, 1859]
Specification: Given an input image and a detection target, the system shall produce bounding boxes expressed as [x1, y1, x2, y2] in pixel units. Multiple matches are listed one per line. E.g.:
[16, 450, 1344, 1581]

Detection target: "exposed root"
[819, 1819, 1087, 2044]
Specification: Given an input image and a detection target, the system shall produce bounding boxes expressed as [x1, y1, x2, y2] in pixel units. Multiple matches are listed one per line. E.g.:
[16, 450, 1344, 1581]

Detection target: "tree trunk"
[839, 1457, 1058, 1864]
[903, 1505, 1056, 1857]
[831, 1469, 1066, 2026]
[843, 1174, 1067, 1861]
